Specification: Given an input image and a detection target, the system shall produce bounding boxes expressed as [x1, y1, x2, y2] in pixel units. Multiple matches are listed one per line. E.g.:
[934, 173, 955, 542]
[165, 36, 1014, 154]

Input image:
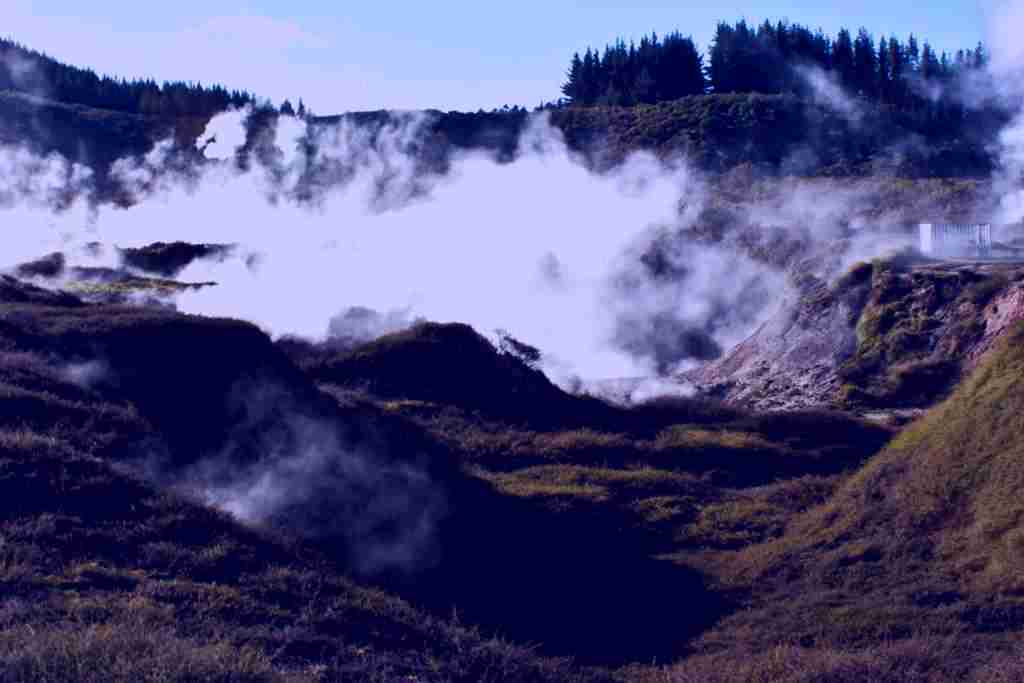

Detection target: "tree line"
[561, 20, 989, 112]
[0, 37, 254, 116]
[562, 32, 706, 106]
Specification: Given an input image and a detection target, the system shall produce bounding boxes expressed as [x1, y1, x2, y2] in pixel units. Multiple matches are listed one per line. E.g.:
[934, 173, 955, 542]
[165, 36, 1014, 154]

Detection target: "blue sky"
[4, 1, 994, 113]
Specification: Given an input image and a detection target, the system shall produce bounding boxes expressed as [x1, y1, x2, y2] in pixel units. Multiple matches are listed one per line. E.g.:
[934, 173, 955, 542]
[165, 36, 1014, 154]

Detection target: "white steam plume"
[4, 110, 719, 384]
[5, 76, 996, 391]
[196, 407, 445, 576]
[976, 1, 1024, 229]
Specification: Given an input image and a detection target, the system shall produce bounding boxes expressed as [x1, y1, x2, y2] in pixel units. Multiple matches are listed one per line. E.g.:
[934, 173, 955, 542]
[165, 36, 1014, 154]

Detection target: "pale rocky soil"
[688, 260, 1024, 415]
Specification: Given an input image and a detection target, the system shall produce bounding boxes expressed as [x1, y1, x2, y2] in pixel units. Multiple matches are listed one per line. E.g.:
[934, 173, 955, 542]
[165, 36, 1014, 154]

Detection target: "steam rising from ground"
[4, 110, 774, 384]
[192, 390, 445, 576]
[983, 1, 1024, 228]
[326, 306, 424, 350]
[9, 43, 1024, 388]
[0, 98, 984, 386]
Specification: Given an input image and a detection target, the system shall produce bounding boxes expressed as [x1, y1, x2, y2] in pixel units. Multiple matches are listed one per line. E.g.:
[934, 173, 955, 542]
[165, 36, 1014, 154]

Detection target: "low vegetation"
[836, 258, 1016, 408]
[7, 254, 1024, 681]
[667, 639, 1024, 683]
[549, 95, 995, 176]
[0, 279, 615, 681]
[677, 320, 1024, 675]
[0, 428, 597, 682]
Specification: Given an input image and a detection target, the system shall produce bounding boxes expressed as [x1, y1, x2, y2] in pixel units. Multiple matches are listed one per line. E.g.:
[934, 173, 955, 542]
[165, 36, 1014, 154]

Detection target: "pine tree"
[888, 37, 905, 106]
[833, 29, 856, 89]
[659, 33, 706, 99]
[973, 42, 987, 69]
[906, 34, 920, 71]
[853, 28, 878, 98]
[878, 38, 891, 102]
[581, 48, 599, 105]
[707, 22, 735, 92]
[921, 43, 938, 81]
[562, 52, 584, 103]
[635, 66, 657, 104]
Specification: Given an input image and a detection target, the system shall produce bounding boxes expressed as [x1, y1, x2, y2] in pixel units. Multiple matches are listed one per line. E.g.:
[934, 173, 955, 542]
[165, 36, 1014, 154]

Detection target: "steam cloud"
[989, 1, 1024, 228]
[2, 93, 1006, 383]
[325, 306, 424, 351]
[4, 109, 759, 384]
[191, 383, 445, 575]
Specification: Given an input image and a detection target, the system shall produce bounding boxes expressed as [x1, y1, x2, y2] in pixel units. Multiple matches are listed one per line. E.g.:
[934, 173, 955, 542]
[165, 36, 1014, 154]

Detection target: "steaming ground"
[7, 51, 1024, 393]
[1, 111, 790, 390]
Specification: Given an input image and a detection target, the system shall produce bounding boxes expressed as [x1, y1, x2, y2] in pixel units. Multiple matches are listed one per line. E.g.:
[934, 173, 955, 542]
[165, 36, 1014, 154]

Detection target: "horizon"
[5, 1, 992, 115]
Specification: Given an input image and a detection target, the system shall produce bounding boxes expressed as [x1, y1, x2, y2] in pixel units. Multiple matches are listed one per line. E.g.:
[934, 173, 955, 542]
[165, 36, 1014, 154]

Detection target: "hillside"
[0, 86, 998, 185]
[667, 320, 1024, 680]
[9, 231, 1024, 680]
[7, 34, 1024, 682]
[0, 90, 204, 170]
[549, 94, 996, 176]
[0, 275, 629, 679]
[1, 432, 598, 682]
[0, 270, 906, 677]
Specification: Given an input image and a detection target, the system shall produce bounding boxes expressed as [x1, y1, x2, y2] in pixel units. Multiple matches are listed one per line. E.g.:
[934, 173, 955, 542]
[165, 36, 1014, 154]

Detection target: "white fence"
[919, 223, 992, 258]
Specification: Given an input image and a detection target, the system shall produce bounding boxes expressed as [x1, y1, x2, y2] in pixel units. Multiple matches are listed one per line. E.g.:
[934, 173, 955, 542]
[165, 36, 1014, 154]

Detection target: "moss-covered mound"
[305, 322, 579, 422]
[12, 251, 67, 279]
[702, 321, 1024, 656]
[0, 279, 732, 667]
[837, 259, 1013, 408]
[119, 241, 234, 277]
[0, 278, 460, 575]
[0, 284, 318, 464]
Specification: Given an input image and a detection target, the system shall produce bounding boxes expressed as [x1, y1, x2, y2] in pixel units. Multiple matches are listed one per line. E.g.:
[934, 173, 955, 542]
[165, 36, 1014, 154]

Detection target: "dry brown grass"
[686, 321, 1024, 658]
[768, 320, 1024, 591]
[0, 284, 615, 681]
[0, 425, 609, 682]
[11, 274, 1002, 679]
[667, 639, 1024, 683]
[0, 616, 284, 683]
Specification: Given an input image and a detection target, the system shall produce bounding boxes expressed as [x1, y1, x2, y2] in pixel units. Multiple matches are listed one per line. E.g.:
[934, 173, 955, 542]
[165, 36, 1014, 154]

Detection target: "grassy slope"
[305, 323, 895, 651]
[0, 432, 596, 683]
[672, 321, 1024, 679]
[804, 319, 1024, 595]
[0, 281, 901, 678]
[0, 280, 608, 682]
[19, 271, 1024, 680]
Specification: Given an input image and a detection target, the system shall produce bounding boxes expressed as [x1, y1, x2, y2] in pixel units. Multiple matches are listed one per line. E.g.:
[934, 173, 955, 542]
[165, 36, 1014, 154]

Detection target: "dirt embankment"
[689, 258, 1024, 415]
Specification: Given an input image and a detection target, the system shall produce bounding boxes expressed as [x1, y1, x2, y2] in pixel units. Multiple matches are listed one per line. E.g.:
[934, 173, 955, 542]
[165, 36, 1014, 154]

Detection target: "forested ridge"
[4, 18, 994, 122]
[0, 20, 1006, 180]
[0, 37, 253, 116]
[561, 20, 990, 120]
